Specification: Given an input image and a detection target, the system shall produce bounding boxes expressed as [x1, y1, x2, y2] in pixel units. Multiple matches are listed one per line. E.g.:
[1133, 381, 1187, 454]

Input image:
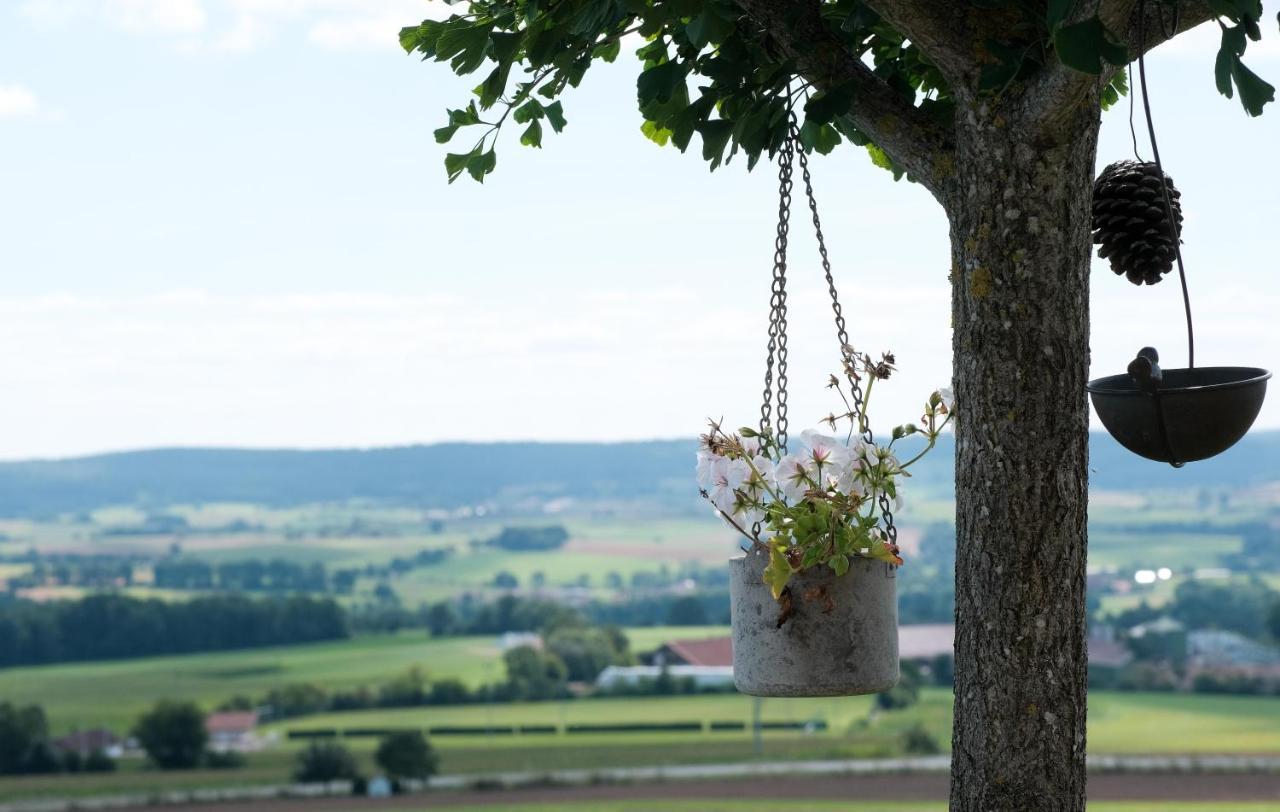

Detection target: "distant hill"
[0, 431, 1276, 518]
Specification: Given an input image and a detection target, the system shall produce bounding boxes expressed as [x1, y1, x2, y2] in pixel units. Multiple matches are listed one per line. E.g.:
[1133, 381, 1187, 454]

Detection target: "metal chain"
[789, 114, 897, 545]
[759, 128, 794, 456]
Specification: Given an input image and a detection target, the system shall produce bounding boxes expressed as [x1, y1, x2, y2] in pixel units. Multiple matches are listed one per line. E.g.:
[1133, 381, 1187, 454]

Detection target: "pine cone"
[1092, 160, 1184, 286]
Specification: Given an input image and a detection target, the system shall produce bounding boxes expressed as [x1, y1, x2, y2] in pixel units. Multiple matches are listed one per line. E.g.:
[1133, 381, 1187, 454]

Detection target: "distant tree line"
[0, 593, 348, 667]
[481, 525, 569, 552]
[0, 553, 139, 592]
[154, 558, 329, 592]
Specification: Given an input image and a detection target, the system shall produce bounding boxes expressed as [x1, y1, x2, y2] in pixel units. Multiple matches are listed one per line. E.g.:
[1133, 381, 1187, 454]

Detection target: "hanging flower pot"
[698, 115, 952, 698]
[729, 546, 898, 697]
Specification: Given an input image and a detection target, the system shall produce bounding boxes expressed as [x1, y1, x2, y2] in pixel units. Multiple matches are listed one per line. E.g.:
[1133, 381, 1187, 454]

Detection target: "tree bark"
[945, 91, 1100, 810]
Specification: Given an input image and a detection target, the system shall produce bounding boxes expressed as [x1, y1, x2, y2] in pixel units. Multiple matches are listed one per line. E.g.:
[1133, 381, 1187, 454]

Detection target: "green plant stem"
[900, 414, 952, 469]
[860, 377, 875, 435]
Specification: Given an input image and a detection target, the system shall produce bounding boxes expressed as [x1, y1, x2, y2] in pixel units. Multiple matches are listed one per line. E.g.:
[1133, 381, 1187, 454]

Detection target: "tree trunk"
[946, 95, 1100, 811]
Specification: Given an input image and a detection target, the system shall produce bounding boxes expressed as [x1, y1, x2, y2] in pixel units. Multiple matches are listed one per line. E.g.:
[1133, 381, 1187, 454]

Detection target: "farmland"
[2, 681, 1280, 802]
[0, 627, 727, 734]
[3, 496, 1272, 610]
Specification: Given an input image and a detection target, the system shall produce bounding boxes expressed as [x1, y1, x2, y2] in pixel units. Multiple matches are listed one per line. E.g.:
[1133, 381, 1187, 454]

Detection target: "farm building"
[595, 664, 735, 691]
[648, 625, 958, 670]
[649, 637, 732, 668]
[1188, 630, 1280, 668]
[52, 729, 123, 759]
[205, 711, 260, 752]
[498, 631, 543, 651]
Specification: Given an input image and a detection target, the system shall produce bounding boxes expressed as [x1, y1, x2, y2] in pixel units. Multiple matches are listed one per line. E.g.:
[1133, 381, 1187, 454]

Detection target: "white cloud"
[0, 85, 40, 119]
[308, 14, 407, 51]
[0, 285, 952, 458]
[21, 0, 443, 51]
[107, 0, 206, 33]
[21, 0, 207, 34]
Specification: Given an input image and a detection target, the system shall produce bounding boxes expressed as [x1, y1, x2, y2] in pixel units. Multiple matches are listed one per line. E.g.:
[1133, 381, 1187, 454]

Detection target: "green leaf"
[637, 60, 687, 106]
[1045, 0, 1074, 30]
[685, 8, 734, 48]
[477, 63, 511, 110]
[1053, 15, 1128, 75]
[466, 149, 497, 183]
[1231, 57, 1276, 116]
[513, 99, 544, 125]
[433, 125, 458, 144]
[520, 119, 543, 148]
[435, 21, 492, 76]
[830, 554, 849, 577]
[640, 119, 671, 146]
[594, 38, 621, 63]
[489, 31, 522, 64]
[763, 546, 793, 600]
[448, 103, 481, 126]
[865, 143, 893, 171]
[1101, 68, 1128, 110]
[444, 148, 478, 184]
[544, 101, 567, 133]
[1216, 42, 1237, 98]
[799, 121, 841, 155]
[697, 119, 734, 169]
[804, 82, 856, 126]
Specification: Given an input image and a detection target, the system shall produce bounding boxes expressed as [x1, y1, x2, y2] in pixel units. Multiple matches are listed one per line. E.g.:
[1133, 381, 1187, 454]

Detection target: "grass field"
[274, 689, 1280, 758]
[10, 503, 1267, 604]
[0, 627, 729, 733]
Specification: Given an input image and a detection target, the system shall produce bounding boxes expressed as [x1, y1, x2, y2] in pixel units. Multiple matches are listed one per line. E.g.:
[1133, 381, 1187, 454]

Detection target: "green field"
[274, 689, 1280, 757]
[6, 501, 1274, 612]
[0, 627, 729, 733]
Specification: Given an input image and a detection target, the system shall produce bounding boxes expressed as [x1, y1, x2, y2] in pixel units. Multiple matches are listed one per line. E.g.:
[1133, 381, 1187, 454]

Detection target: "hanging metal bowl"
[1087, 349, 1270, 467]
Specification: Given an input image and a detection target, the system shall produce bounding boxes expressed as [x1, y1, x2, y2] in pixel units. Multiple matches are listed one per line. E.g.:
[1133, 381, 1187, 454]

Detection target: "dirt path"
[126, 772, 1280, 811]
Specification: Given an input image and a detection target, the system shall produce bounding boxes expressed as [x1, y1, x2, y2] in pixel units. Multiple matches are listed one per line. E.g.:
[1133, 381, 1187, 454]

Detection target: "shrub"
[0, 702, 52, 776]
[428, 679, 472, 705]
[293, 741, 359, 783]
[133, 701, 207, 770]
[83, 750, 117, 773]
[374, 731, 439, 780]
[203, 749, 247, 769]
[61, 750, 82, 773]
[1114, 662, 1180, 692]
[377, 668, 427, 707]
[876, 663, 922, 711]
[22, 742, 61, 775]
[902, 723, 942, 755]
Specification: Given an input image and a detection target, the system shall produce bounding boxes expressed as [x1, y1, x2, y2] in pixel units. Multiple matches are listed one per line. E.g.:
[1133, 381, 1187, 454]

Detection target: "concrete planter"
[729, 547, 899, 697]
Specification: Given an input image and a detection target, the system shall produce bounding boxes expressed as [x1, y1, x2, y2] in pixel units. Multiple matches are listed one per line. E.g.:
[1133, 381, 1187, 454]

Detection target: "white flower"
[773, 452, 816, 502]
[876, 448, 902, 474]
[709, 456, 749, 515]
[893, 482, 905, 512]
[731, 490, 766, 527]
[800, 429, 850, 471]
[938, 386, 955, 411]
[745, 454, 775, 497]
[695, 451, 717, 490]
[832, 459, 868, 497]
[741, 435, 763, 456]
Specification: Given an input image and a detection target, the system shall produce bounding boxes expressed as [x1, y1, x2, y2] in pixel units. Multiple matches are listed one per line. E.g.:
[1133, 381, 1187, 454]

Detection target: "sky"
[1, 0, 1278, 460]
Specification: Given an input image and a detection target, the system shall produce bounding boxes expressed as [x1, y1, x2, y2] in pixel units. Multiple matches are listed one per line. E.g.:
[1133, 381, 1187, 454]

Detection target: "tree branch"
[1024, 1, 1219, 139]
[731, 0, 956, 200]
[861, 0, 984, 84]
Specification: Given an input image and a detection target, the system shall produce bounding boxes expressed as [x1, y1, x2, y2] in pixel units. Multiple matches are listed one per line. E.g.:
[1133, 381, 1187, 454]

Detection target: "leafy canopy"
[402, 1, 1275, 183]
